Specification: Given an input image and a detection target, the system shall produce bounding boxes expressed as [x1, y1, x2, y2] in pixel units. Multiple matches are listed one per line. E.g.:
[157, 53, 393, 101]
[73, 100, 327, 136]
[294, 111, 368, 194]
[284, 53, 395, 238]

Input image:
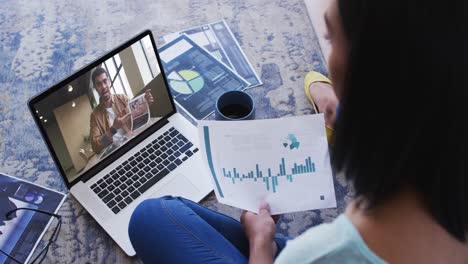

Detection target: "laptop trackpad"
[151, 174, 200, 198]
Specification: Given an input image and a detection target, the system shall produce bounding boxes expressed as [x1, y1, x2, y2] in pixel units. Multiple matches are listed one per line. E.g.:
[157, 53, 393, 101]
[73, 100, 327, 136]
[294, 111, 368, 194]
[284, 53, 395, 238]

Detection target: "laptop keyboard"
[90, 127, 199, 214]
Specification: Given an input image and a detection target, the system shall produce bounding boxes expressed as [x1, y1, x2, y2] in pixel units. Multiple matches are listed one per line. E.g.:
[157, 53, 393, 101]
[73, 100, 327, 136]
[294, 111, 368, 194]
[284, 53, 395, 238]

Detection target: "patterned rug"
[0, 0, 351, 262]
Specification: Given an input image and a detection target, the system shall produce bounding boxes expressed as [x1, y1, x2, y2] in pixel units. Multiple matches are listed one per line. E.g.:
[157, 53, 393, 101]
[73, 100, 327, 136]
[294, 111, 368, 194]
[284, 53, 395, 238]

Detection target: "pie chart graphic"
[168, 69, 205, 95]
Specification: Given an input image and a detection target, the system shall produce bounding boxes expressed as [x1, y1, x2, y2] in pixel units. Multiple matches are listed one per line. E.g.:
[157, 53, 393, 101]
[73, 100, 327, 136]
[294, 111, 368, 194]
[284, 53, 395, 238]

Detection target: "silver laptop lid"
[28, 30, 176, 189]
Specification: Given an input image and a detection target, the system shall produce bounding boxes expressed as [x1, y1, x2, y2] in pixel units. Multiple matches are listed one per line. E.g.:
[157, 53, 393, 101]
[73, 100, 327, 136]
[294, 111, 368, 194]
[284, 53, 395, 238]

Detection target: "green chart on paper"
[168, 69, 205, 95]
[222, 157, 316, 193]
[203, 126, 318, 196]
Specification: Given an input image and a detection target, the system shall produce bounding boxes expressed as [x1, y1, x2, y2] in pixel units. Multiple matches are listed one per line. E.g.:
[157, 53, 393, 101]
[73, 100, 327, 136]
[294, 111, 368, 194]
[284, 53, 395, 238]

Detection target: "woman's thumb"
[259, 201, 271, 215]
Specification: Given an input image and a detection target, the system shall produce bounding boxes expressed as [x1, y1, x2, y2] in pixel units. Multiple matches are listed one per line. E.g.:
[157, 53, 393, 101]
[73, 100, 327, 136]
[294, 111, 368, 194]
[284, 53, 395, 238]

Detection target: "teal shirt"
[275, 214, 387, 264]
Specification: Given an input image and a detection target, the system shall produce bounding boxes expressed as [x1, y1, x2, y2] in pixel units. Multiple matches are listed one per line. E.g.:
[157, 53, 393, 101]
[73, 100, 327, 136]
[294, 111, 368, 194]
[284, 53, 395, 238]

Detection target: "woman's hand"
[241, 202, 278, 264]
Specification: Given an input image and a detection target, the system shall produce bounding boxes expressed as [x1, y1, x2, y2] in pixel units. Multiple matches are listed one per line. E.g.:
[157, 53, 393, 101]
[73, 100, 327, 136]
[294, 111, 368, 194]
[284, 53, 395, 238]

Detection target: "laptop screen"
[30, 32, 174, 185]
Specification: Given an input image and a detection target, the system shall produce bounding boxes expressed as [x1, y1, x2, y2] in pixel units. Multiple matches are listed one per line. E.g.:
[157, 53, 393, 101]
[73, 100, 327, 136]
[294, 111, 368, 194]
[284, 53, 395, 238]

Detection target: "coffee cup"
[215, 90, 255, 120]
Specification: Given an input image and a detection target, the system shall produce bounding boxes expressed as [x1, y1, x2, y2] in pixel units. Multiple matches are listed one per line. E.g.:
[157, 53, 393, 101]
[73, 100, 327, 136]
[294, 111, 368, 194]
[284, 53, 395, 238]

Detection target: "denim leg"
[128, 196, 247, 264]
[178, 197, 288, 258]
[128, 196, 288, 263]
[177, 197, 251, 256]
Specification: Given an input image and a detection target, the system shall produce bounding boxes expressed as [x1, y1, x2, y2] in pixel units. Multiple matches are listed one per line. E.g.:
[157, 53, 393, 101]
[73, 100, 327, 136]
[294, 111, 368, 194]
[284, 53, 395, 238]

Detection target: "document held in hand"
[198, 114, 337, 214]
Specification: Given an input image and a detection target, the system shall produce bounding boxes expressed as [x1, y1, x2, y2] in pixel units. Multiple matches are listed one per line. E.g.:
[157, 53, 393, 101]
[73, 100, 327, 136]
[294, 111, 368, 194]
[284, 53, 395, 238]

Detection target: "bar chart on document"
[198, 114, 337, 214]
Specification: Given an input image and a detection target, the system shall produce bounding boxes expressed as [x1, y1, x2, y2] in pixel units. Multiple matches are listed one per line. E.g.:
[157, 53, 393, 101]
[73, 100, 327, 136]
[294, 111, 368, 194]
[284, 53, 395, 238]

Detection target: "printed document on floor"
[161, 20, 262, 88]
[158, 34, 250, 121]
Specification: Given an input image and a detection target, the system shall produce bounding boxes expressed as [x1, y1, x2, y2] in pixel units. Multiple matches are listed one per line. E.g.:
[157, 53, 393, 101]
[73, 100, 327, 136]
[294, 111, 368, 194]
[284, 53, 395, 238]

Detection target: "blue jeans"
[128, 196, 287, 264]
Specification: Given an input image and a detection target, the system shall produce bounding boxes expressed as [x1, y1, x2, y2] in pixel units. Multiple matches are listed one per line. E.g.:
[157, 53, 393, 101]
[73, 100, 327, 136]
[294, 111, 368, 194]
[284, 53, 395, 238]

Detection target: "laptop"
[28, 30, 213, 256]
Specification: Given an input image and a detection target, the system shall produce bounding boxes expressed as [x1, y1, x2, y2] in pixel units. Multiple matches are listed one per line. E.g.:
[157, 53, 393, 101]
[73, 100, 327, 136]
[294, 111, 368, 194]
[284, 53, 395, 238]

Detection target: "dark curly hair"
[91, 67, 110, 88]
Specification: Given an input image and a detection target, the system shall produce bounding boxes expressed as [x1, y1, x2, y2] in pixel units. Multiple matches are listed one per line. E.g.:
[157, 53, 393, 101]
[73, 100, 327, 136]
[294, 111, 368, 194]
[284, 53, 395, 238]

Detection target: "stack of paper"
[0, 173, 65, 263]
[158, 21, 262, 121]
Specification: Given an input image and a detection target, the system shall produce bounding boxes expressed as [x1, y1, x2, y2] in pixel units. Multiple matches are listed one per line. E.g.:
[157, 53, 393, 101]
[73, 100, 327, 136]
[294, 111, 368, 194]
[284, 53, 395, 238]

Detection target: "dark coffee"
[220, 104, 252, 119]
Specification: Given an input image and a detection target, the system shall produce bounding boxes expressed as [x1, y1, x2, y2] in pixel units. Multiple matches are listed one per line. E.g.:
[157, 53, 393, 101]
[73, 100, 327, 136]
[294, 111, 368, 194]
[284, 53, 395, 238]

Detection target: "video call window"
[33, 36, 172, 183]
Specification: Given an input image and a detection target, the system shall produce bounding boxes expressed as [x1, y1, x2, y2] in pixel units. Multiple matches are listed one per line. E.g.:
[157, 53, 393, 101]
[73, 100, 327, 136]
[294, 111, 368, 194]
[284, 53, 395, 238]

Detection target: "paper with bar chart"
[198, 114, 336, 214]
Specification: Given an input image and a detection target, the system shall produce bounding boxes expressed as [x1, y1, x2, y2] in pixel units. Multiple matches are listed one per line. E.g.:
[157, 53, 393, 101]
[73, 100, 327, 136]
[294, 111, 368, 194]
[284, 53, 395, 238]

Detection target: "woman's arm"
[241, 202, 278, 264]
